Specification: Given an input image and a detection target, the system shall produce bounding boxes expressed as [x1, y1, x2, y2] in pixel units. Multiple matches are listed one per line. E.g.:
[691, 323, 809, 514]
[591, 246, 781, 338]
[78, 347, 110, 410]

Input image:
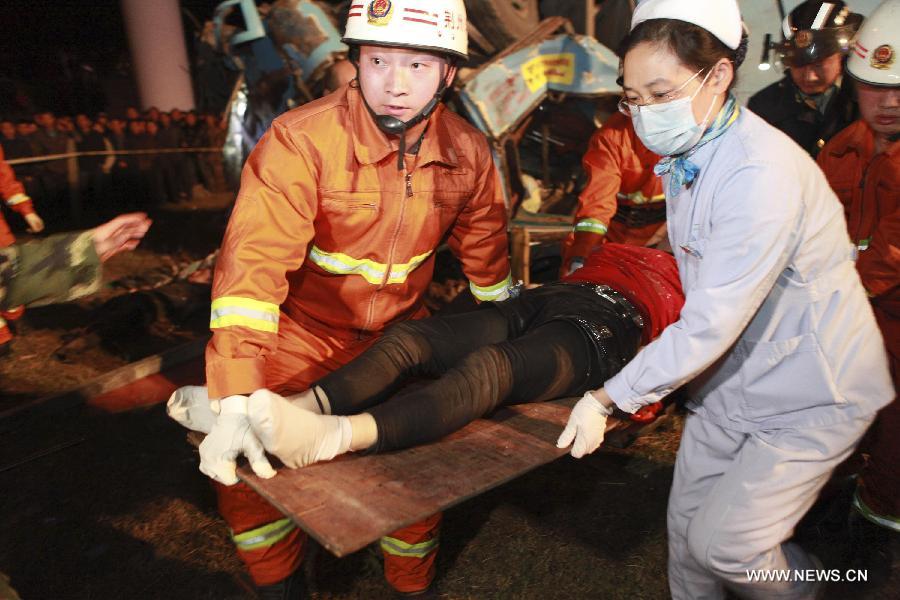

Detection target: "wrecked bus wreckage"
[79, 2, 631, 375]
[203, 1, 624, 283]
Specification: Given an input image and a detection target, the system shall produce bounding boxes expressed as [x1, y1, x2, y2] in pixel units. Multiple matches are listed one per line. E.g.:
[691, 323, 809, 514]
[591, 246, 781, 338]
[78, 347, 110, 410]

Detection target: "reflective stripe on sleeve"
[470, 273, 512, 301]
[210, 296, 280, 333]
[574, 218, 608, 235]
[308, 245, 433, 285]
[5, 193, 30, 207]
[232, 518, 298, 552]
[379, 535, 439, 558]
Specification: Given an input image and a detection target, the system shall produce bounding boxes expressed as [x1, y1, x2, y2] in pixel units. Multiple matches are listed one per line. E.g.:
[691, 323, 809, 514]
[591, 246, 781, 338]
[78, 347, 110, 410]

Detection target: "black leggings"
[316, 284, 643, 452]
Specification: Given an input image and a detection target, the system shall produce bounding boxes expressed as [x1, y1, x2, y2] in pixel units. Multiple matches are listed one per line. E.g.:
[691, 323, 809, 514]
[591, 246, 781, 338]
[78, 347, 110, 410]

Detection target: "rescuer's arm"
[447, 139, 512, 302]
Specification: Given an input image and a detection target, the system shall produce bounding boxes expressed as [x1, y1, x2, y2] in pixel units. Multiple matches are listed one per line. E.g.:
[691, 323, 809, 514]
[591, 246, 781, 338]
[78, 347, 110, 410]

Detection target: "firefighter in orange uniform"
[197, 0, 511, 597]
[561, 110, 665, 274]
[0, 146, 45, 351]
[816, 0, 899, 565]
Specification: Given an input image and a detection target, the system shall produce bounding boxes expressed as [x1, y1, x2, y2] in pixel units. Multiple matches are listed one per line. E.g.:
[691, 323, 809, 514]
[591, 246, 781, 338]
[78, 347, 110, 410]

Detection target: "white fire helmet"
[847, 0, 900, 87]
[342, 0, 468, 61]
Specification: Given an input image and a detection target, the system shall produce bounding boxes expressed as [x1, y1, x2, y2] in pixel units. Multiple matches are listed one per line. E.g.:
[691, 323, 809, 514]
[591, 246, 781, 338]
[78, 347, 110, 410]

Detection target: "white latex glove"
[199, 395, 276, 485]
[566, 257, 585, 275]
[556, 390, 614, 458]
[167, 386, 217, 433]
[167, 385, 319, 435]
[24, 212, 45, 233]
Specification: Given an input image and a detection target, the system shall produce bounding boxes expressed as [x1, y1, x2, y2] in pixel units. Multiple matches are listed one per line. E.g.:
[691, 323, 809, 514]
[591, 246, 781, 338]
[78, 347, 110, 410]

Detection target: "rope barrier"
[6, 146, 225, 167]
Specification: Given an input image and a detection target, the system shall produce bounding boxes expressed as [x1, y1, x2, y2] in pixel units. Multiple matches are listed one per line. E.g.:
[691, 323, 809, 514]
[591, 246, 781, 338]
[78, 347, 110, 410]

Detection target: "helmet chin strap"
[373, 90, 443, 169]
[357, 62, 451, 170]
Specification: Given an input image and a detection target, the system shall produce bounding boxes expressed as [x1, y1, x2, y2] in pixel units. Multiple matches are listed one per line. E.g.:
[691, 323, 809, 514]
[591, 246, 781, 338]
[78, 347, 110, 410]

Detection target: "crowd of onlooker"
[0, 107, 228, 228]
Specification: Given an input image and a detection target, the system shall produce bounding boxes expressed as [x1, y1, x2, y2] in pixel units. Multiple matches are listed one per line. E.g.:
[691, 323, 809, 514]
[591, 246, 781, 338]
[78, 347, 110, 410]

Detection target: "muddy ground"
[0, 196, 896, 599]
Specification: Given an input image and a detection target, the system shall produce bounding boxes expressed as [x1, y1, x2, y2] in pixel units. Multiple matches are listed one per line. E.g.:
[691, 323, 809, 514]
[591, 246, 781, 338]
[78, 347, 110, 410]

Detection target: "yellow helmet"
[342, 0, 468, 60]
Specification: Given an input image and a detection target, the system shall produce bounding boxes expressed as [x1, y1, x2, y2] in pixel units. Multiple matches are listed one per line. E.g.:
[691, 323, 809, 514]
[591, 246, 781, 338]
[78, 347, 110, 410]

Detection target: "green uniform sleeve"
[0, 231, 102, 310]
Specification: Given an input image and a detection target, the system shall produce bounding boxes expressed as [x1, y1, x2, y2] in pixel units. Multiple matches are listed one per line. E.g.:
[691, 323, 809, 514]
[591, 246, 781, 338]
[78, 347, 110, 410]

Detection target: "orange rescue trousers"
[215, 309, 441, 591]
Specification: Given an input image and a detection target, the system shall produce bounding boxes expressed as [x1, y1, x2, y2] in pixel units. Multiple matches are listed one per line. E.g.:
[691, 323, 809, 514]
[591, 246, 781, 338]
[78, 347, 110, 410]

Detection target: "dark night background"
[0, 0, 226, 116]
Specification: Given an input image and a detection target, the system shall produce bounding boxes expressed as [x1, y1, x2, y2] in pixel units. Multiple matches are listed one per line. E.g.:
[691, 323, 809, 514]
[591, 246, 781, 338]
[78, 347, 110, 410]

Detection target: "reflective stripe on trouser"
[380, 512, 442, 594]
[1, 306, 24, 321]
[854, 488, 900, 532]
[233, 517, 297, 551]
[213, 310, 414, 586]
[215, 479, 304, 586]
[854, 388, 900, 532]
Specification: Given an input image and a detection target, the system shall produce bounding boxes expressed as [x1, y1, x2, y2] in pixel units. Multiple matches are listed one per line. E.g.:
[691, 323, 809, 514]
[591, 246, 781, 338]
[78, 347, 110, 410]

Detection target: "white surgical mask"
[630, 68, 718, 157]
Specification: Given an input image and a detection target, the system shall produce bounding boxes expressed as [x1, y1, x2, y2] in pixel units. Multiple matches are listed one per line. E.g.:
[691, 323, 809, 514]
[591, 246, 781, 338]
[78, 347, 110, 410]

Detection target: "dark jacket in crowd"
[747, 75, 857, 158]
[76, 129, 108, 172]
[30, 128, 70, 176]
[0, 137, 33, 162]
[156, 124, 185, 151]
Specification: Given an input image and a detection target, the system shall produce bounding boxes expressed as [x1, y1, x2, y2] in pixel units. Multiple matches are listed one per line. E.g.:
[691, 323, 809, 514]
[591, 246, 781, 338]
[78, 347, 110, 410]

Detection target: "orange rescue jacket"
[0, 147, 36, 218]
[562, 111, 663, 266]
[207, 85, 511, 397]
[818, 120, 899, 375]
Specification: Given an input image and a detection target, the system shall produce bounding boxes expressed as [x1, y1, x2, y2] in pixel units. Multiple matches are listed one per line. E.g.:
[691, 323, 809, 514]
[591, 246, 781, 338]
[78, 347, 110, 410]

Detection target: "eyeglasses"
[617, 67, 707, 116]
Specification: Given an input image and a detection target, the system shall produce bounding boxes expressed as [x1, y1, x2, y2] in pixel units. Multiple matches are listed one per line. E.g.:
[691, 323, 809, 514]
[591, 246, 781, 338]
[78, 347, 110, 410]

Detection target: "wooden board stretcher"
[218, 398, 629, 558]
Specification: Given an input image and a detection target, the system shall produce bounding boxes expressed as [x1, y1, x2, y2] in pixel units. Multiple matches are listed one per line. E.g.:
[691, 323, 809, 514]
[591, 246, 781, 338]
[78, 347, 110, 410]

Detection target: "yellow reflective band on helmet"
[5, 193, 30, 206]
[470, 273, 512, 301]
[380, 535, 439, 558]
[574, 218, 608, 235]
[232, 518, 297, 552]
[210, 296, 280, 333]
[308, 245, 433, 285]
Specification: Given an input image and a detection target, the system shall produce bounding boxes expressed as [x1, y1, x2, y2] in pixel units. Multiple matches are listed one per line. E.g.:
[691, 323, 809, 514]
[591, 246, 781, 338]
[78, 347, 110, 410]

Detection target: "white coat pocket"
[739, 332, 843, 420]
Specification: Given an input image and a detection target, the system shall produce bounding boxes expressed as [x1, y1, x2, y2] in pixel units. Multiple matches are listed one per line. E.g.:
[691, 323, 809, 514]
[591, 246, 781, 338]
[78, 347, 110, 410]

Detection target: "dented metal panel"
[459, 34, 620, 139]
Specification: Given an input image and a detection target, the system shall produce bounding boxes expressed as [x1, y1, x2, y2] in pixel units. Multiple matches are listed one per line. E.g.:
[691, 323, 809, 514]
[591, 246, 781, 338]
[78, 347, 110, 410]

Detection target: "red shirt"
[565, 243, 684, 344]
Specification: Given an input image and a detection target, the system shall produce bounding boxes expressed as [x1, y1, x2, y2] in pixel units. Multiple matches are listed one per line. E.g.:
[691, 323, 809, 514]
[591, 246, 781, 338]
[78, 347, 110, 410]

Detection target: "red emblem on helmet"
[368, 0, 393, 25]
[871, 44, 895, 70]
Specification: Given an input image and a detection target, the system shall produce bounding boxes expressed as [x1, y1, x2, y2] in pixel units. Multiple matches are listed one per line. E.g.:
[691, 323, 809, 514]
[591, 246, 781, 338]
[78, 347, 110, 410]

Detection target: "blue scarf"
[654, 94, 740, 198]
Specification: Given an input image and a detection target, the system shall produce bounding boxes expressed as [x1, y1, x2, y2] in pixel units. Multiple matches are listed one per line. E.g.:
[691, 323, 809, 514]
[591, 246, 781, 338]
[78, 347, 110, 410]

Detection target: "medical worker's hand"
[556, 389, 615, 458]
[199, 394, 276, 485]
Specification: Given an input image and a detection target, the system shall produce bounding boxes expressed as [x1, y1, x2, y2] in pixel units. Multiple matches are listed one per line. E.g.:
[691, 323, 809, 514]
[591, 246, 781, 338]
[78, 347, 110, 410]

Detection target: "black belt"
[612, 203, 666, 228]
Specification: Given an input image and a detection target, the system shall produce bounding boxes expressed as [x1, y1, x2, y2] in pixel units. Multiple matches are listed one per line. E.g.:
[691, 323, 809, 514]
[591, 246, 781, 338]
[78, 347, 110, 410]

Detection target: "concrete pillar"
[121, 0, 195, 110]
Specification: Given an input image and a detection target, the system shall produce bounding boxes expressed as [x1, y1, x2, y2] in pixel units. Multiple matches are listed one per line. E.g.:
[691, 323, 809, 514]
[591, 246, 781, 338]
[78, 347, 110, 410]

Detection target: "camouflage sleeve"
[0, 231, 102, 310]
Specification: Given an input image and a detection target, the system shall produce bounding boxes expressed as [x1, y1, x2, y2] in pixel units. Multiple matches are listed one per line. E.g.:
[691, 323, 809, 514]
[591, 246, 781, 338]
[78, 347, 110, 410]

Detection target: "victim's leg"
[248, 320, 594, 462]
[247, 307, 510, 466]
[316, 306, 510, 415]
[369, 320, 602, 452]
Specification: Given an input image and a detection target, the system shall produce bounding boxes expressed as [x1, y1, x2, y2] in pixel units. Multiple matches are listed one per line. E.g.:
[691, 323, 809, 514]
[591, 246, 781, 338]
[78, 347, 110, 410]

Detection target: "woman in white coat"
[555, 0, 895, 598]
